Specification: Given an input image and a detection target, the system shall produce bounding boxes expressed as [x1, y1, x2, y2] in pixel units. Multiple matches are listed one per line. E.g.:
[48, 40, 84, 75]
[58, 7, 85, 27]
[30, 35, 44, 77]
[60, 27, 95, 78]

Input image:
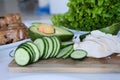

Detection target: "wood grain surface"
[8, 54, 120, 73]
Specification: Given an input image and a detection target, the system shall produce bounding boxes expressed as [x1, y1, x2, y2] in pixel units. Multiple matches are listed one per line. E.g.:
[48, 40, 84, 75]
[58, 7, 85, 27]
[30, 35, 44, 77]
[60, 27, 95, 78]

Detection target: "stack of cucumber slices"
[14, 36, 87, 66]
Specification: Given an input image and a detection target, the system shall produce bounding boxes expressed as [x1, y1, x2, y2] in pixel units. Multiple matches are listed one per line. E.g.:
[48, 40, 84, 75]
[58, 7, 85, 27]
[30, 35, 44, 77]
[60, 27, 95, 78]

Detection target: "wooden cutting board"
[8, 54, 120, 73]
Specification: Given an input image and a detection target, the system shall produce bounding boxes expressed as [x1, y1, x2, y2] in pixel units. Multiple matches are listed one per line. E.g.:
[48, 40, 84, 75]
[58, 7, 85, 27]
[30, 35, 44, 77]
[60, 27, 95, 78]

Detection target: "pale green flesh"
[26, 42, 40, 62]
[53, 37, 61, 57]
[50, 37, 57, 57]
[42, 39, 49, 59]
[71, 50, 87, 59]
[63, 47, 74, 59]
[61, 41, 74, 47]
[15, 48, 30, 66]
[43, 37, 53, 59]
[56, 45, 73, 58]
[18, 44, 34, 63]
[34, 39, 45, 58]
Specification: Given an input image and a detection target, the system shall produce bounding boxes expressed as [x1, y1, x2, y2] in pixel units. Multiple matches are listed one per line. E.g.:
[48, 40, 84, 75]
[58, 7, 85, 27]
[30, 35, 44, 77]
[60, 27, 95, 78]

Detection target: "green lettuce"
[51, 0, 120, 31]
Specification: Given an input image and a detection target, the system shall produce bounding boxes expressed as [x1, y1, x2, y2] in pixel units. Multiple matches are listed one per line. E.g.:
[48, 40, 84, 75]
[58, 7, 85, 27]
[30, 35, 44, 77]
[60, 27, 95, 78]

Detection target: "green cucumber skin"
[49, 37, 57, 58]
[14, 36, 89, 67]
[18, 43, 35, 63]
[25, 42, 36, 62]
[61, 41, 74, 49]
[70, 50, 87, 60]
[42, 38, 49, 59]
[34, 38, 45, 58]
[14, 48, 31, 66]
[26, 41, 40, 62]
[56, 45, 73, 58]
[62, 47, 74, 59]
[53, 36, 61, 57]
[43, 37, 54, 59]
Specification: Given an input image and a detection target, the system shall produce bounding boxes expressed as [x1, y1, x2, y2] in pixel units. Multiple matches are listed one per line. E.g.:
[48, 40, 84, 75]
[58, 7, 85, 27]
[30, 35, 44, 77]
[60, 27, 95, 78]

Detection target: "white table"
[0, 20, 120, 80]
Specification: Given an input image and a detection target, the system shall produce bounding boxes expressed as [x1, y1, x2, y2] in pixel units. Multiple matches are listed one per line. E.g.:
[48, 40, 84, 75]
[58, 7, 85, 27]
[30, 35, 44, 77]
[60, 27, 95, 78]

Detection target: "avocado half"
[29, 23, 74, 41]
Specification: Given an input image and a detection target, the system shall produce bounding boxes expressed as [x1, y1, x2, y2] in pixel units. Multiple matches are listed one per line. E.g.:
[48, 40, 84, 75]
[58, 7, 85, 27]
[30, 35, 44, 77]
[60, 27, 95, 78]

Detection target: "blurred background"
[0, 0, 68, 20]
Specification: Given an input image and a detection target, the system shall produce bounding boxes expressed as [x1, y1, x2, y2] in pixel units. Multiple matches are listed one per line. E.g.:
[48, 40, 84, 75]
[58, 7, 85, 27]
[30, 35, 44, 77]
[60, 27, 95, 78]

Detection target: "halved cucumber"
[14, 48, 30, 66]
[56, 45, 73, 58]
[43, 37, 53, 59]
[34, 38, 45, 58]
[26, 41, 40, 62]
[70, 49, 87, 60]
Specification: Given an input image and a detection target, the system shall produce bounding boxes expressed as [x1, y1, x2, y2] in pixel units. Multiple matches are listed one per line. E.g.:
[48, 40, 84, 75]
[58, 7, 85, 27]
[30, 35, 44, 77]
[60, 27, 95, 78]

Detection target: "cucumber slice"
[50, 37, 57, 57]
[53, 36, 61, 57]
[62, 46, 74, 59]
[70, 49, 87, 60]
[42, 38, 49, 59]
[56, 45, 73, 58]
[26, 41, 40, 62]
[61, 41, 74, 48]
[43, 37, 53, 59]
[14, 48, 30, 66]
[34, 38, 45, 58]
[18, 43, 34, 63]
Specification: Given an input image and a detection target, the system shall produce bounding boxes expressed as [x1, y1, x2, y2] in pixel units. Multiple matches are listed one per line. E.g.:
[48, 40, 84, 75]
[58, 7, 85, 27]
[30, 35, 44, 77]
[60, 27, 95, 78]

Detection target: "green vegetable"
[42, 38, 49, 59]
[26, 41, 40, 62]
[14, 36, 61, 66]
[79, 23, 120, 41]
[52, 36, 61, 57]
[34, 38, 45, 58]
[62, 47, 74, 59]
[50, 37, 57, 57]
[56, 45, 73, 58]
[61, 41, 74, 48]
[70, 49, 87, 60]
[51, 0, 120, 31]
[29, 23, 73, 41]
[99, 23, 120, 35]
[18, 43, 35, 63]
[14, 48, 31, 66]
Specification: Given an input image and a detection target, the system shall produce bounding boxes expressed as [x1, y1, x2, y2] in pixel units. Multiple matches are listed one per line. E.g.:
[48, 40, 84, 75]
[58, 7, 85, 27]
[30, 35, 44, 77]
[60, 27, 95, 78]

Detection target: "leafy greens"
[51, 0, 120, 31]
